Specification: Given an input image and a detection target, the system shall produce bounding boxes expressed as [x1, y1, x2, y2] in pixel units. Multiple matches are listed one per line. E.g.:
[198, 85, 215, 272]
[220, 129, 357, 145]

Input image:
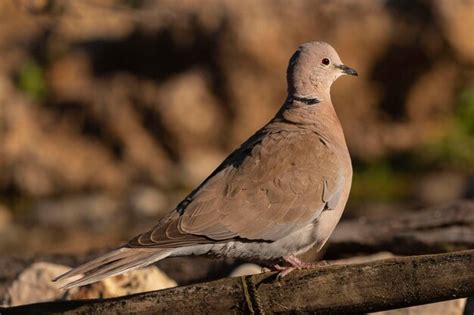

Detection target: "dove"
[54, 41, 357, 289]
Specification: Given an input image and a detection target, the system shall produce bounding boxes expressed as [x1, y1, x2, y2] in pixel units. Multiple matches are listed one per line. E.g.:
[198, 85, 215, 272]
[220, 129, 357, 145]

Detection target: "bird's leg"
[284, 255, 329, 269]
[273, 255, 329, 278]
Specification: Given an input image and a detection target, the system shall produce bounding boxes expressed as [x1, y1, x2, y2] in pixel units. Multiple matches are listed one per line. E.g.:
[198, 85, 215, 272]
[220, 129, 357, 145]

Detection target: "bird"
[54, 41, 358, 289]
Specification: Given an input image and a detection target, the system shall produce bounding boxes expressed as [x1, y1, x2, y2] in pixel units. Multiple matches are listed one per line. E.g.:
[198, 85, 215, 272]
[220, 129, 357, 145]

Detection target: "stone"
[3, 262, 70, 306]
[228, 263, 263, 277]
[373, 298, 466, 315]
[2, 261, 177, 306]
[65, 266, 177, 300]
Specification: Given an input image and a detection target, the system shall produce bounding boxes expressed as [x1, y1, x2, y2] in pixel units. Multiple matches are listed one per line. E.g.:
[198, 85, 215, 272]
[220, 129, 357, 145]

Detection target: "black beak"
[336, 64, 358, 76]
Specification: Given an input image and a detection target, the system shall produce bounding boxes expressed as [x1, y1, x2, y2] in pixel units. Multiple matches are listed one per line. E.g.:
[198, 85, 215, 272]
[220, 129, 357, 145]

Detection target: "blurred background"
[0, 0, 473, 257]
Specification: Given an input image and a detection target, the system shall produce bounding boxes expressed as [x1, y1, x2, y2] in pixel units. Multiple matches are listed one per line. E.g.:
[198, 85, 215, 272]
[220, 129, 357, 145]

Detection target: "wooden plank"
[2, 249, 474, 314]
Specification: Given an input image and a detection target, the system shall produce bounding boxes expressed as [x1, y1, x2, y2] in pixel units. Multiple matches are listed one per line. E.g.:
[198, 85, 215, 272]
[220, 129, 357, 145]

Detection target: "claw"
[272, 255, 329, 278]
[276, 266, 296, 279]
[273, 264, 286, 271]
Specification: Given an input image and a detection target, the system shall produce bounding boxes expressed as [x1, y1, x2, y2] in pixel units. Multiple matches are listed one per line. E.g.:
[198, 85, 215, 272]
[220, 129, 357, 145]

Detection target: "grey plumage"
[54, 41, 357, 289]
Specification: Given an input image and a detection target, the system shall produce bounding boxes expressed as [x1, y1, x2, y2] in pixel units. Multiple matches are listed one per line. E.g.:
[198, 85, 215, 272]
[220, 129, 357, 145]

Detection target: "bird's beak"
[335, 64, 358, 76]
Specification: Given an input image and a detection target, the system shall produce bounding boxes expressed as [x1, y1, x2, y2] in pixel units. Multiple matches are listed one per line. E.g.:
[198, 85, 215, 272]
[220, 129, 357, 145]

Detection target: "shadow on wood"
[1, 249, 473, 314]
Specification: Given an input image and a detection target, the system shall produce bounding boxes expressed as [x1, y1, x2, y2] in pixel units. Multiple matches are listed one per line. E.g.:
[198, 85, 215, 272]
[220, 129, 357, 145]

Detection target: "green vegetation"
[351, 86, 474, 204]
[351, 161, 410, 203]
[16, 59, 47, 102]
[417, 87, 474, 173]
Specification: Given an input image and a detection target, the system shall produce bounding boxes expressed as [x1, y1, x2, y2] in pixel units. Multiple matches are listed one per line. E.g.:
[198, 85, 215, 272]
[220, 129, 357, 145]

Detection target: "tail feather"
[53, 247, 172, 290]
[53, 247, 132, 282]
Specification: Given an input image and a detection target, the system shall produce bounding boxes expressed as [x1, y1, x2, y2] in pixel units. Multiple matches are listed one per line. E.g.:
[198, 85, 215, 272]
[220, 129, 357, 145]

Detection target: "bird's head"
[287, 41, 357, 102]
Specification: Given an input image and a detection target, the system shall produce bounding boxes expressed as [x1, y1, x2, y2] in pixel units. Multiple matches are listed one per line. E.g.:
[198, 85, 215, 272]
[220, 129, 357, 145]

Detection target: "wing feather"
[129, 126, 347, 248]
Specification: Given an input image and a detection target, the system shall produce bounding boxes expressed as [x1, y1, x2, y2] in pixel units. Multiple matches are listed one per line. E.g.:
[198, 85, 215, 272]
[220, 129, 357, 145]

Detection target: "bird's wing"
[129, 126, 345, 247]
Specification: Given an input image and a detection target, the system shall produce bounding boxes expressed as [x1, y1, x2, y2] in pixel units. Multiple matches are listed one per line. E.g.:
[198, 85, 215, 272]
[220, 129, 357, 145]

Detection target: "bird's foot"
[284, 255, 329, 269]
[273, 255, 329, 279]
[273, 264, 296, 278]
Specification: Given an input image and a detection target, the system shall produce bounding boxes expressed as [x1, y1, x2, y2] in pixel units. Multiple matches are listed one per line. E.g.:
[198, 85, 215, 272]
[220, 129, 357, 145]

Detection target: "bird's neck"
[276, 96, 347, 146]
[287, 94, 321, 105]
[288, 79, 331, 102]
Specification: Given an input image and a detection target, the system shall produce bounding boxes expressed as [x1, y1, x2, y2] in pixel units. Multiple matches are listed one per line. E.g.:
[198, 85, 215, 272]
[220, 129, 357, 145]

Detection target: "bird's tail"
[53, 247, 173, 290]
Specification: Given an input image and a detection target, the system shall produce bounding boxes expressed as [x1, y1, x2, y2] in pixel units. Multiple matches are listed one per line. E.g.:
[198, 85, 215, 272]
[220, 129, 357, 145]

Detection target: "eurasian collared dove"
[55, 41, 357, 289]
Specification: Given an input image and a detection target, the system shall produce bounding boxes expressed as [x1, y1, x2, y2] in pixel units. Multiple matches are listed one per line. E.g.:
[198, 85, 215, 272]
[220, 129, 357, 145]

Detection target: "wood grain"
[2, 249, 474, 314]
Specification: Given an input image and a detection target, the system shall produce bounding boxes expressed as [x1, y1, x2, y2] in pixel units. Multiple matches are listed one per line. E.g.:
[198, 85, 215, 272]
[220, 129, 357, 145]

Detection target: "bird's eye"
[321, 58, 330, 66]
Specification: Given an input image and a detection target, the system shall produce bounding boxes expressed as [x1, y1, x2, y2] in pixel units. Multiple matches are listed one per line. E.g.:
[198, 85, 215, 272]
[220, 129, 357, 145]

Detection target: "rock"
[373, 298, 466, 315]
[3, 262, 70, 306]
[65, 266, 177, 300]
[2, 261, 177, 306]
[228, 263, 263, 277]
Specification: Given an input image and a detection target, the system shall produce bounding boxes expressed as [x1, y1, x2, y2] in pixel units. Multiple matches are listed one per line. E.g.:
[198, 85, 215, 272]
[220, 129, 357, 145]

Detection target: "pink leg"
[284, 255, 329, 269]
[273, 255, 328, 278]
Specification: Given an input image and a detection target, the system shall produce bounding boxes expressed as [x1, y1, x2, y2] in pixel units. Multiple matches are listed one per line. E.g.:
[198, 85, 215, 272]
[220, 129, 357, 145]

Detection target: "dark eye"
[321, 58, 330, 66]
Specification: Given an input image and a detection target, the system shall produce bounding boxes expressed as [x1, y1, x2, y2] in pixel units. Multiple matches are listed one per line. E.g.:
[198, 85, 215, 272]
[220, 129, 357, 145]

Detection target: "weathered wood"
[327, 200, 474, 258]
[2, 249, 474, 314]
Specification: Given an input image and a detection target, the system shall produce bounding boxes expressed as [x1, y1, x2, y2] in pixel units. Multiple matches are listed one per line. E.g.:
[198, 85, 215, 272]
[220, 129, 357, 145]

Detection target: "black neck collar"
[288, 95, 321, 105]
